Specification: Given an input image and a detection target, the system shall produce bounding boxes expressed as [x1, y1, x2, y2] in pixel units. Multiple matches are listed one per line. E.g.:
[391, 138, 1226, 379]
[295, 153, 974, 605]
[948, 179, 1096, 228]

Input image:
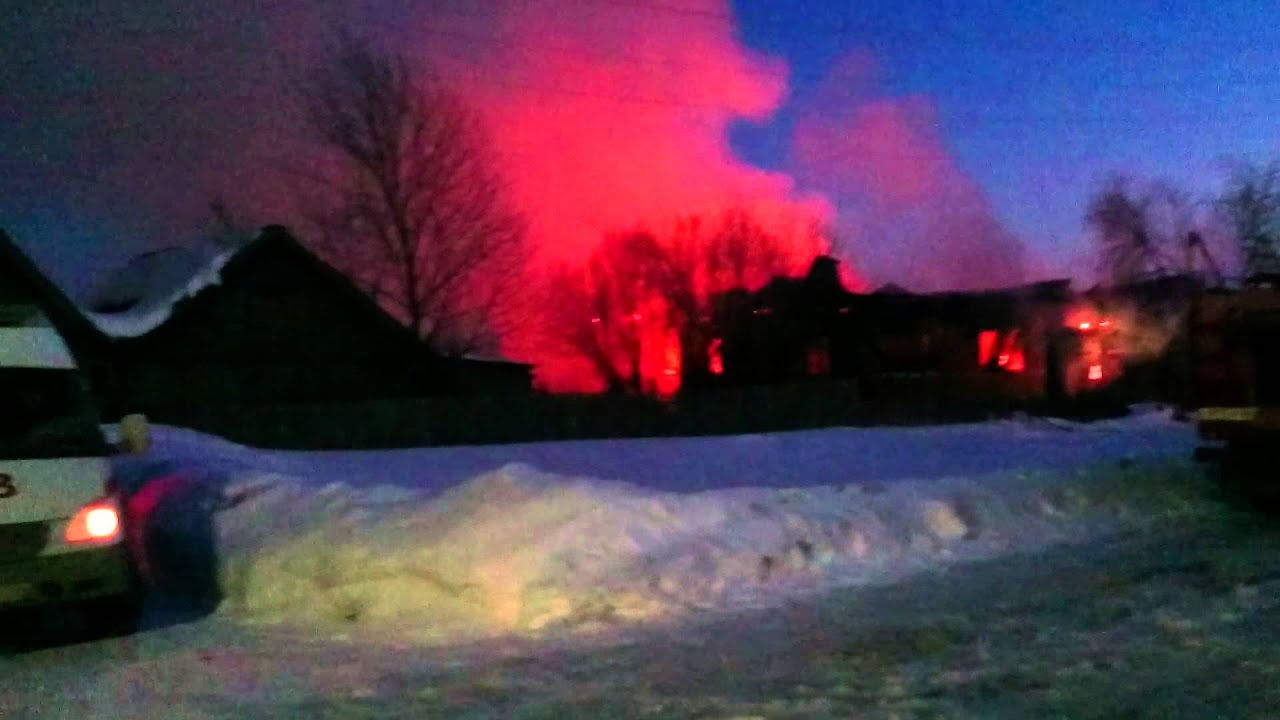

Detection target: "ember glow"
[708, 338, 725, 376]
[978, 329, 1026, 373]
[978, 330, 999, 366]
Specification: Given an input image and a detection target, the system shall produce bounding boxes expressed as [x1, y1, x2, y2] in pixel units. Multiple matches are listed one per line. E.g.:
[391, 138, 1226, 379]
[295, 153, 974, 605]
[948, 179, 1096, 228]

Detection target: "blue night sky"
[2, 0, 1277, 296]
[731, 0, 1279, 276]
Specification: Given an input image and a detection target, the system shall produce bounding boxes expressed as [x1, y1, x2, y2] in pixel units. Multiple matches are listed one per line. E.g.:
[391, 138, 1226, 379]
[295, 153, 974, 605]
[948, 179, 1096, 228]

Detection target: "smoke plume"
[791, 53, 1028, 293]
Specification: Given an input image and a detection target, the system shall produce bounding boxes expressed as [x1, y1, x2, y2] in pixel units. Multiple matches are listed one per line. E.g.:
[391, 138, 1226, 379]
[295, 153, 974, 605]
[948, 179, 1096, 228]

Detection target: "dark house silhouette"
[711, 255, 1075, 397]
[0, 226, 532, 422]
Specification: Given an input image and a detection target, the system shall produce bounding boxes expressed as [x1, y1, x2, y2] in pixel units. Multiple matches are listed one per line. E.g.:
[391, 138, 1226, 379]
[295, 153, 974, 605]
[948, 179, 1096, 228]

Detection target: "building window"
[806, 340, 832, 377]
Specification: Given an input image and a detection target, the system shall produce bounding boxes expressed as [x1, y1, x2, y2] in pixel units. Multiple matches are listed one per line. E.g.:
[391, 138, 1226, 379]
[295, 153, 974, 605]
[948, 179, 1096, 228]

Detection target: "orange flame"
[708, 338, 724, 376]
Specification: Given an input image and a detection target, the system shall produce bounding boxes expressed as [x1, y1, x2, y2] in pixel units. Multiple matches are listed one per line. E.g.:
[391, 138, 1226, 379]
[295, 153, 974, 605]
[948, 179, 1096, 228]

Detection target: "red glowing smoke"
[406, 0, 838, 390]
[418, 0, 830, 268]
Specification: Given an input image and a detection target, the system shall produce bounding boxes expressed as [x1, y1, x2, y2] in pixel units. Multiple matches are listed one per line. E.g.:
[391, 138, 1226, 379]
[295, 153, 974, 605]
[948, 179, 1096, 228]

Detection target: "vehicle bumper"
[0, 544, 134, 610]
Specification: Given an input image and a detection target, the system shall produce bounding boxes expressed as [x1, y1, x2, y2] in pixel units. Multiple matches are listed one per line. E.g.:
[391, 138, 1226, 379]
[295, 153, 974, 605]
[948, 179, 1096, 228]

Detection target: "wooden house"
[710, 256, 1075, 400]
[0, 226, 532, 423]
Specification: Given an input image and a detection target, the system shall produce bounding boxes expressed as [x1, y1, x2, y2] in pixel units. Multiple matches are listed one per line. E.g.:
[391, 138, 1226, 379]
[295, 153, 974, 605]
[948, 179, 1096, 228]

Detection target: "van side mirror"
[118, 413, 151, 455]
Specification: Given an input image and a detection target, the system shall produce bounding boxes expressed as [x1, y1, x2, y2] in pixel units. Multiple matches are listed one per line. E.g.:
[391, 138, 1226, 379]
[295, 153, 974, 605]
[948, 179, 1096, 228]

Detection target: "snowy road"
[5, 510, 1280, 718]
[8, 408, 1277, 717]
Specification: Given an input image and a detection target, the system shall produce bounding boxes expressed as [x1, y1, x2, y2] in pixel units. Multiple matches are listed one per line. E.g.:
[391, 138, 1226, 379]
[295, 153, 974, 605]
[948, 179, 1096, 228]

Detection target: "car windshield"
[0, 368, 109, 459]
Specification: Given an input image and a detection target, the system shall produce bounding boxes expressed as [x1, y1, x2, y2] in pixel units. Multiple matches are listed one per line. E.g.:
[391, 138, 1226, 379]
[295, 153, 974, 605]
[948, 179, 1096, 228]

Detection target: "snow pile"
[179, 409, 1211, 643]
[84, 241, 237, 338]
[109, 408, 1206, 642]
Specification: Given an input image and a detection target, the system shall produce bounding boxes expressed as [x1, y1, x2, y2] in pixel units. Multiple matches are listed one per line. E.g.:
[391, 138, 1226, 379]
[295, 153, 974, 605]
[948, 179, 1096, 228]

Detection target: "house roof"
[219, 225, 443, 356]
[86, 239, 239, 338]
[2, 224, 442, 358]
[75, 226, 420, 350]
[872, 282, 912, 296]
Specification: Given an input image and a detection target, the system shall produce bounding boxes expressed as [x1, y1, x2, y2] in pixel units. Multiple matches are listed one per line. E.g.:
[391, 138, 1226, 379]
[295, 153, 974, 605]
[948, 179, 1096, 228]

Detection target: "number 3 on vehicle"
[0, 474, 16, 498]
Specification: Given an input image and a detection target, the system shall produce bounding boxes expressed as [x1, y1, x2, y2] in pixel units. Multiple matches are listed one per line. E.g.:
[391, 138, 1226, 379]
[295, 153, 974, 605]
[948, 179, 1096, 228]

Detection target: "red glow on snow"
[708, 338, 724, 375]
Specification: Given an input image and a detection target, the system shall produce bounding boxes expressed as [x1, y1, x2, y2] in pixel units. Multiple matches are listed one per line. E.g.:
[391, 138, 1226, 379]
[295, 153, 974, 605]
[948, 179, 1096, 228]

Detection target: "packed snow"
[12, 407, 1269, 719]
[83, 241, 237, 338]
[109, 405, 1208, 645]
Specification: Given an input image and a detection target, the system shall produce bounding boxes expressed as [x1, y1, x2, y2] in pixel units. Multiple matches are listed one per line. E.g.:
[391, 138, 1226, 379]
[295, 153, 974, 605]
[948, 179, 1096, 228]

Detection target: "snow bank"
[212, 459, 1208, 643]
[84, 242, 236, 338]
[133, 407, 1211, 644]
[133, 404, 1194, 494]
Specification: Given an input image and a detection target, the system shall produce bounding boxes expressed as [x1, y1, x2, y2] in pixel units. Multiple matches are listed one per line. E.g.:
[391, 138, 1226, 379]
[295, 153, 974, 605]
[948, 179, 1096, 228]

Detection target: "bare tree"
[1219, 161, 1280, 278]
[547, 208, 804, 394]
[295, 33, 526, 355]
[545, 231, 658, 394]
[642, 208, 796, 387]
[705, 207, 791, 291]
[1087, 177, 1164, 284]
[1086, 176, 1208, 285]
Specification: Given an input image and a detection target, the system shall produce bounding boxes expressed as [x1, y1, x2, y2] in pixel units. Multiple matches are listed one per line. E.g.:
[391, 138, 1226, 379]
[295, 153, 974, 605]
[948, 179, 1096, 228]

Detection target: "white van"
[0, 304, 146, 637]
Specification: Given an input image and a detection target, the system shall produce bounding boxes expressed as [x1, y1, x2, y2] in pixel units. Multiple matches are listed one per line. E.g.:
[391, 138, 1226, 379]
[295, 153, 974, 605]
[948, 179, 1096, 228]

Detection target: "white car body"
[0, 305, 136, 622]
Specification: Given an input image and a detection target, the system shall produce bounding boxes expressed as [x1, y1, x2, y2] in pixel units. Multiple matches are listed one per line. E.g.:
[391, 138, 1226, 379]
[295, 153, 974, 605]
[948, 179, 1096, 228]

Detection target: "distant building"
[710, 255, 1078, 399]
[0, 226, 532, 422]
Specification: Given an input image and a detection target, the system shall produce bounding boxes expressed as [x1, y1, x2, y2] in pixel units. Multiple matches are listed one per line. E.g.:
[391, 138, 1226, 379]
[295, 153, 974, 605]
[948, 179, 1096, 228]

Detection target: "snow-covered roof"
[83, 240, 238, 338]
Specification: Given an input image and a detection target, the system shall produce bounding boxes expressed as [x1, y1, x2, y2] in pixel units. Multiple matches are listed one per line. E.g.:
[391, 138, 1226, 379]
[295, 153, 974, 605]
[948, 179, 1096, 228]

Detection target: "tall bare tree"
[1219, 161, 1280, 278]
[295, 33, 526, 355]
[547, 208, 804, 394]
[641, 208, 797, 387]
[1086, 176, 1204, 285]
[1087, 177, 1163, 284]
[545, 231, 658, 394]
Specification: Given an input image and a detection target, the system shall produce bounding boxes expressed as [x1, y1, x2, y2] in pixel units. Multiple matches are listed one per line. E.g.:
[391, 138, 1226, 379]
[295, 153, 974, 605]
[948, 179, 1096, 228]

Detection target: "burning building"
[708, 256, 1126, 404]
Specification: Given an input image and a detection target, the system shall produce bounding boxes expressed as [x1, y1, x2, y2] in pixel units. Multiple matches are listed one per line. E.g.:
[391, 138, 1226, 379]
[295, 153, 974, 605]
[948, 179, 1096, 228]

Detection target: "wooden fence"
[137, 374, 1046, 450]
